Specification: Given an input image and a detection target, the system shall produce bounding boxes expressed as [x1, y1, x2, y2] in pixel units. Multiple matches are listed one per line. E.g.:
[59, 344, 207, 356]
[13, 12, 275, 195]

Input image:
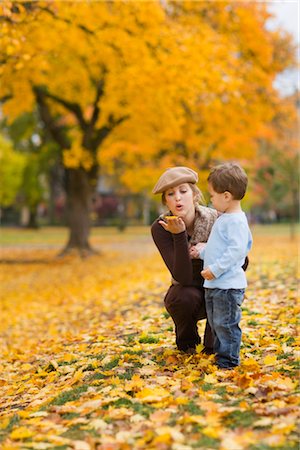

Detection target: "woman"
[151, 166, 218, 354]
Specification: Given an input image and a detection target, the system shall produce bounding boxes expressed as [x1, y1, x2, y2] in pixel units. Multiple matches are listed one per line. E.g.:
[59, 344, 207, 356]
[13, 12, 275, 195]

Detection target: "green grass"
[0, 223, 298, 246]
[250, 223, 299, 237]
[0, 226, 151, 246]
[139, 334, 160, 344]
[49, 385, 89, 406]
[224, 410, 259, 429]
[0, 415, 20, 442]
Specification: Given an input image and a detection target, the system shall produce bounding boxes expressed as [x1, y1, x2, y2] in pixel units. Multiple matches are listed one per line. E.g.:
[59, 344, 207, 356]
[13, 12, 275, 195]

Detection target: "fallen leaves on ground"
[0, 231, 299, 449]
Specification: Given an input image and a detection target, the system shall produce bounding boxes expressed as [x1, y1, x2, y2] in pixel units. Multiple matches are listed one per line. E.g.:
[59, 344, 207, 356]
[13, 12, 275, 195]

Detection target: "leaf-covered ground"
[0, 227, 299, 450]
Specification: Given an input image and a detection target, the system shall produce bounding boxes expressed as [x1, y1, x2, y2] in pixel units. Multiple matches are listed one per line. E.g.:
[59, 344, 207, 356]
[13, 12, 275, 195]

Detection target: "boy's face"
[208, 183, 229, 213]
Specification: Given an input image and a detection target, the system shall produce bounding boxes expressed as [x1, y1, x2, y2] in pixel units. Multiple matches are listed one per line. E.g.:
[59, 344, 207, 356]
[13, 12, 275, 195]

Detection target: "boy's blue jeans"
[205, 288, 245, 368]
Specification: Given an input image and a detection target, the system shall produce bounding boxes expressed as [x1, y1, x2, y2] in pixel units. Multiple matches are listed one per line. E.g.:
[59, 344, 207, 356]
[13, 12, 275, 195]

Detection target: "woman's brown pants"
[164, 284, 213, 351]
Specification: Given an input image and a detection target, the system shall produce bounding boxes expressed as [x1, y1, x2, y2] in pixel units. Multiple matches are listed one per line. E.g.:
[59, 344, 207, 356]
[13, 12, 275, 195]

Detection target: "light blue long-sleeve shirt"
[200, 211, 252, 289]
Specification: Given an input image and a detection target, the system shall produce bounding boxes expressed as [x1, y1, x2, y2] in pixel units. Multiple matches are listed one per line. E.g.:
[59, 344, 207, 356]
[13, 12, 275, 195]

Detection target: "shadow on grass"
[0, 259, 54, 264]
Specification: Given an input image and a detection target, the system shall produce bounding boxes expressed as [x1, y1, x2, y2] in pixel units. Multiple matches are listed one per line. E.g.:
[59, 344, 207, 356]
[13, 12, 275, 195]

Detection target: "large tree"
[250, 93, 299, 237]
[0, 1, 295, 253]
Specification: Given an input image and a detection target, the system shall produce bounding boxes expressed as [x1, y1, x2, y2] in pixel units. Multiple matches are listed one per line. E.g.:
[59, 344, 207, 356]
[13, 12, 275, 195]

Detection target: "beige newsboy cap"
[152, 166, 198, 194]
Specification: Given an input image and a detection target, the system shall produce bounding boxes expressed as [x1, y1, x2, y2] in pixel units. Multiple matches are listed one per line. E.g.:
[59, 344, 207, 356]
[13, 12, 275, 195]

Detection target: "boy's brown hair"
[208, 163, 248, 200]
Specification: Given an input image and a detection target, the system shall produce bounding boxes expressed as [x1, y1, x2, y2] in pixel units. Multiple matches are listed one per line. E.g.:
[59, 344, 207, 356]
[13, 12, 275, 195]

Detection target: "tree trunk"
[48, 162, 65, 225]
[290, 188, 299, 241]
[59, 168, 95, 257]
[27, 209, 39, 229]
[142, 195, 150, 226]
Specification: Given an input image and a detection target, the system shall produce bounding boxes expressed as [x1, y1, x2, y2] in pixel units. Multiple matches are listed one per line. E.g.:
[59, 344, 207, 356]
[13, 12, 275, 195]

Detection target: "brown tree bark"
[59, 168, 95, 257]
[34, 84, 128, 256]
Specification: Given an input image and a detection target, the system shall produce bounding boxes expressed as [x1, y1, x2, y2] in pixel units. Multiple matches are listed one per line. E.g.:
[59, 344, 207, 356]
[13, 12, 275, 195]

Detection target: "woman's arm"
[151, 220, 193, 285]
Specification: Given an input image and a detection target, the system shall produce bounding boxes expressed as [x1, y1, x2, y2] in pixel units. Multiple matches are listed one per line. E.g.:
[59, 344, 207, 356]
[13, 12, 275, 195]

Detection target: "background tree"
[99, 2, 296, 194]
[0, 1, 296, 254]
[1, 112, 60, 227]
[0, 134, 25, 210]
[251, 93, 299, 237]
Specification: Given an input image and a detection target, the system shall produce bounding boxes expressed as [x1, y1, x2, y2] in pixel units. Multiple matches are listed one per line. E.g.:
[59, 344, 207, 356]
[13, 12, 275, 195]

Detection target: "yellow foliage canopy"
[0, 1, 296, 192]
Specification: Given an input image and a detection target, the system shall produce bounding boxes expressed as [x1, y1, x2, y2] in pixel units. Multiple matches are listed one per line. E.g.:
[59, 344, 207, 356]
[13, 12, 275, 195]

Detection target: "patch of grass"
[50, 447, 69, 450]
[92, 354, 106, 360]
[102, 357, 120, 370]
[139, 335, 160, 344]
[192, 435, 219, 448]
[132, 402, 154, 417]
[247, 320, 259, 326]
[87, 371, 109, 381]
[61, 425, 86, 440]
[217, 386, 228, 396]
[249, 443, 298, 450]
[82, 364, 97, 372]
[214, 386, 230, 402]
[121, 349, 144, 356]
[117, 369, 135, 380]
[202, 383, 214, 392]
[60, 412, 81, 420]
[184, 401, 204, 415]
[112, 398, 133, 408]
[162, 311, 170, 319]
[242, 307, 259, 315]
[111, 398, 154, 418]
[224, 410, 258, 429]
[49, 385, 89, 406]
[0, 226, 152, 246]
[124, 334, 138, 344]
[284, 337, 295, 345]
[277, 352, 294, 360]
[0, 415, 20, 442]
[155, 357, 166, 367]
[167, 412, 179, 426]
[58, 359, 78, 366]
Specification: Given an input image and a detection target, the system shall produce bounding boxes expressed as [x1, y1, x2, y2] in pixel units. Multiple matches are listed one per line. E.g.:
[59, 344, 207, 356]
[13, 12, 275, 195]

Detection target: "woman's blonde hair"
[162, 183, 205, 205]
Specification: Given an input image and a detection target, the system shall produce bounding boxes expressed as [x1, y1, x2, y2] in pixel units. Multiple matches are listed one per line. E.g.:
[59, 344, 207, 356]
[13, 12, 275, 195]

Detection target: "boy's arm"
[189, 242, 206, 259]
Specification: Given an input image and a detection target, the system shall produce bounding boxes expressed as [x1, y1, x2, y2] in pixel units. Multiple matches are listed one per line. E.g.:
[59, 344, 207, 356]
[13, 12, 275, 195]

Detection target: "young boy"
[197, 163, 252, 369]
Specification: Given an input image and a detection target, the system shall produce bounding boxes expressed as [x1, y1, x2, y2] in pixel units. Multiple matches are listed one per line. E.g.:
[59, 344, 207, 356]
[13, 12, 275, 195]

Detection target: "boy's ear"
[224, 191, 233, 201]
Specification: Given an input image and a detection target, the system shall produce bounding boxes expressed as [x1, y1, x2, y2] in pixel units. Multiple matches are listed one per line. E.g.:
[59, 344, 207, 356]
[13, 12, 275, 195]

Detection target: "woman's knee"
[164, 286, 204, 317]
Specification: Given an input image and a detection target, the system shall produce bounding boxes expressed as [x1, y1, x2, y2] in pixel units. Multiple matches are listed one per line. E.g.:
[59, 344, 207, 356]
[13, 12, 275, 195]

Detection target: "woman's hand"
[158, 216, 186, 234]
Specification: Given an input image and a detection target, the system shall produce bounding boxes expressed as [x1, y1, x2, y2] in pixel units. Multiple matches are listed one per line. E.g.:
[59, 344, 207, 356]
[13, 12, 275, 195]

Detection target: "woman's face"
[164, 183, 195, 219]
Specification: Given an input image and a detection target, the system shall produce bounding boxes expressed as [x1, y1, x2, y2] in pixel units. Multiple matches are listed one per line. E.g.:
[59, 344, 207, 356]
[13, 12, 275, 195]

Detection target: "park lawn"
[0, 226, 150, 246]
[0, 225, 299, 449]
[0, 223, 299, 246]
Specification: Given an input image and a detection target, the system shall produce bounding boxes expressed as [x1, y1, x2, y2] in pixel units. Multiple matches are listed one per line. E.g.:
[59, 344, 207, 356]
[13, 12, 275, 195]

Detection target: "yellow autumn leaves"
[0, 226, 299, 449]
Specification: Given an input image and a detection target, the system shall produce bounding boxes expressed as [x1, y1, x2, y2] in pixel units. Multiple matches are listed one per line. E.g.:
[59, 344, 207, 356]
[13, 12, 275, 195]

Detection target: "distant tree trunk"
[290, 187, 299, 240]
[117, 195, 128, 232]
[142, 195, 150, 226]
[27, 209, 39, 229]
[59, 168, 95, 257]
[48, 162, 65, 225]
